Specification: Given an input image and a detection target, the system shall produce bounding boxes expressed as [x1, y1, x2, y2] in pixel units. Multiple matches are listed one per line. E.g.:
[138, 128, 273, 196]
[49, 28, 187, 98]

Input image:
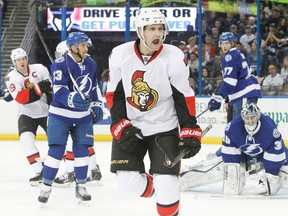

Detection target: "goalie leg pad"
[180, 156, 224, 191]
[223, 163, 246, 195]
[253, 171, 283, 195]
[279, 165, 288, 190]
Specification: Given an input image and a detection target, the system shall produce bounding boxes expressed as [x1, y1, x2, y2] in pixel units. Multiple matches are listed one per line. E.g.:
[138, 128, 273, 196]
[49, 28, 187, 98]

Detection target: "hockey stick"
[65, 55, 87, 101]
[156, 123, 213, 168]
[65, 55, 103, 118]
[196, 108, 209, 118]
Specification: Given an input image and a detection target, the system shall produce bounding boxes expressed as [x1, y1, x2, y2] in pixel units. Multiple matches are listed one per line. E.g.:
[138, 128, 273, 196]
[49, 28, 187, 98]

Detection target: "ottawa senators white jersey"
[106, 40, 197, 136]
[5, 64, 51, 118]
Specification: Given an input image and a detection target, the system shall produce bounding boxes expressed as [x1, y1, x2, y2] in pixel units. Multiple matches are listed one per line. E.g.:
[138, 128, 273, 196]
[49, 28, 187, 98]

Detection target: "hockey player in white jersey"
[5, 48, 52, 186]
[106, 8, 202, 216]
[37, 32, 103, 204]
[181, 103, 288, 196]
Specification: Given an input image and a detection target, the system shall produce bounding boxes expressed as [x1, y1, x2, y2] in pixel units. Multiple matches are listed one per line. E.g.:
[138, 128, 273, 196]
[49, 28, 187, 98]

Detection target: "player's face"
[15, 57, 28, 73]
[140, 24, 165, 54]
[220, 41, 232, 54]
[77, 41, 90, 59]
[243, 115, 257, 126]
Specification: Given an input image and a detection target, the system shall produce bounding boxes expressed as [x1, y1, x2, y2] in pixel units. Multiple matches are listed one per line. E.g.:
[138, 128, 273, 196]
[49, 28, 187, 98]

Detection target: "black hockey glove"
[34, 80, 51, 95]
[179, 127, 202, 159]
[111, 119, 143, 152]
[46, 92, 53, 105]
[38, 80, 52, 93]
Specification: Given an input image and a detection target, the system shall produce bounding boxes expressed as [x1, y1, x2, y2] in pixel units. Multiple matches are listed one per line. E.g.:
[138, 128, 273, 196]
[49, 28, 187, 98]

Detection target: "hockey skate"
[87, 165, 103, 186]
[54, 171, 75, 187]
[30, 170, 43, 187]
[38, 184, 52, 204]
[75, 184, 91, 203]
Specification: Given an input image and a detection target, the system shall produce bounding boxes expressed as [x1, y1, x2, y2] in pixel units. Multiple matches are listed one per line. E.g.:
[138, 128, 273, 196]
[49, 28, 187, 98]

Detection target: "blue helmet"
[66, 32, 92, 50]
[218, 32, 235, 47]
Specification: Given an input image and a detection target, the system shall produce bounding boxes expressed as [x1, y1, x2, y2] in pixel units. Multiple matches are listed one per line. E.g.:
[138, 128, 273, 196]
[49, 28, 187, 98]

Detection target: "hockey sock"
[116, 171, 151, 197]
[141, 173, 155, 198]
[65, 150, 74, 173]
[73, 144, 89, 183]
[20, 131, 42, 174]
[154, 174, 180, 216]
[43, 145, 66, 185]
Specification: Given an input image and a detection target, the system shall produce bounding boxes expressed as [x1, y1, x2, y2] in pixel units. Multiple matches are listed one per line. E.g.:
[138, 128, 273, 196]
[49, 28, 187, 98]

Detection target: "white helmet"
[241, 103, 261, 133]
[135, 8, 168, 36]
[55, 40, 69, 58]
[10, 48, 28, 65]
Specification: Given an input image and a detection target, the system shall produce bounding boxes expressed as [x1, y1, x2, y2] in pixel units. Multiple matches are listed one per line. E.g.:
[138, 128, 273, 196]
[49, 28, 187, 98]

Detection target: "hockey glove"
[68, 92, 90, 111]
[39, 80, 52, 93]
[33, 80, 51, 95]
[179, 127, 202, 159]
[208, 94, 223, 111]
[0, 89, 13, 102]
[253, 172, 282, 195]
[91, 104, 104, 124]
[46, 92, 53, 105]
[111, 119, 143, 152]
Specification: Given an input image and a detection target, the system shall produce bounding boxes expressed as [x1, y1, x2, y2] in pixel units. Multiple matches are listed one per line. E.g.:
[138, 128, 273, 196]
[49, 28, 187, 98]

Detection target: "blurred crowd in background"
[28, 1, 288, 96]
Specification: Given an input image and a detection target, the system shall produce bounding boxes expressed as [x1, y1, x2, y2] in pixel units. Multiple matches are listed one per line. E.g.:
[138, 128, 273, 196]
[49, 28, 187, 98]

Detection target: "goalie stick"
[156, 123, 213, 168]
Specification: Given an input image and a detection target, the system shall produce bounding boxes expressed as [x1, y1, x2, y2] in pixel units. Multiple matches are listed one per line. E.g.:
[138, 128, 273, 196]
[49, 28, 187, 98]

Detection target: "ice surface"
[0, 141, 287, 216]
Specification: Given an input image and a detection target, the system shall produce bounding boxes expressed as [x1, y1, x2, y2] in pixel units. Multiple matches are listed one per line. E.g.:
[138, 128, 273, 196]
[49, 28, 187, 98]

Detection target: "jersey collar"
[134, 40, 163, 65]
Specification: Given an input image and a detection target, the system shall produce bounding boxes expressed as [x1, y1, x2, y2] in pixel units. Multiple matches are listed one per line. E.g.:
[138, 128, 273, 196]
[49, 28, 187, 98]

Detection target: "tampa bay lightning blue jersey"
[221, 114, 287, 175]
[217, 48, 262, 104]
[49, 53, 99, 124]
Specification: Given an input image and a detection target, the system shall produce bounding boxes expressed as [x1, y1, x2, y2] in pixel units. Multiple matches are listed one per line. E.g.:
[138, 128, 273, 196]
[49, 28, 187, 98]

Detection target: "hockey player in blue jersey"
[38, 32, 103, 203]
[208, 31, 262, 157]
[222, 103, 287, 195]
[208, 32, 262, 117]
[181, 103, 288, 195]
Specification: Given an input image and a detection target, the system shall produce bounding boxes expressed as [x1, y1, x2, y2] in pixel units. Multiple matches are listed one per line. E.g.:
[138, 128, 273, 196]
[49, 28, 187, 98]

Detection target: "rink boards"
[1, 97, 288, 145]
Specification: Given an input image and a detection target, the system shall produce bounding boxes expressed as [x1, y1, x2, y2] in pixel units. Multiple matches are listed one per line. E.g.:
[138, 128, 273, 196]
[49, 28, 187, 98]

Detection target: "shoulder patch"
[224, 54, 232, 62]
[273, 128, 281, 139]
[55, 56, 65, 63]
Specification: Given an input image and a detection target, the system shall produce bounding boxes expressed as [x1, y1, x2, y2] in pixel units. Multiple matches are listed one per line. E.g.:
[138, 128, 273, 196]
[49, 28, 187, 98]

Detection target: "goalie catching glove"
[179, 127, 202, 159]
[111, 119, 143, 152]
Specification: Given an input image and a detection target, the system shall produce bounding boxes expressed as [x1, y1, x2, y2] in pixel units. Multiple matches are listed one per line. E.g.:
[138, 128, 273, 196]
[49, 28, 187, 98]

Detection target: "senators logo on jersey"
[24, 78, 34, 89]
[127, 70, 158, 111]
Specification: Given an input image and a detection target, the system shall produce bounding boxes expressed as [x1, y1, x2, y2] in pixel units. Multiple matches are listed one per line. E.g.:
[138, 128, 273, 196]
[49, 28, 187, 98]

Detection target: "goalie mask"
[135, 8, 168, 51]
[241, 103, 261, 133]
[10, 48, 28, 66]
